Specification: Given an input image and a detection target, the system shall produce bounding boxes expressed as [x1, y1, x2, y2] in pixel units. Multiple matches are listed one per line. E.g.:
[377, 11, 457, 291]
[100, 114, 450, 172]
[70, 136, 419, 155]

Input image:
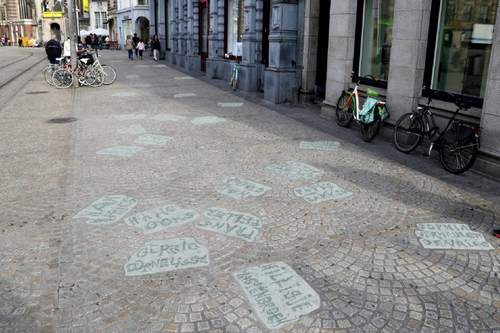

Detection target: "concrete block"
[393, 10, 422, 41]
[238, 64, 258, 92]
[479, 113, 500, 157]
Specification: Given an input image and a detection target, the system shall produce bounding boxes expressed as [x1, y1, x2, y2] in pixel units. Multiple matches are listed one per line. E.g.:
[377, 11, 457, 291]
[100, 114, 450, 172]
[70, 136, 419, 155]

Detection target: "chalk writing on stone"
[416, 223, 493, 250]
[299, 141, 340, 151]
[174, 76, 194, 80]
[174, 93, 197, 98]
[219, 177, 271, 200]
[267, 161, 324, 180]
[149, 114, 186, 122]
[218, 102, 244, 108]
[112, 91, 138, 97]
[294, 182, 352, 204]
[124, 237, 209, 276]
[114, 113, 147, 121]
[196, 207, 262, 242]
[125, 74, 139, 79]
[117, 124, 147, 135]
[74, 195, 138, 225]
[96, 146, 145, 157]
[234, 262, 320, 329]
[135, 134, 173, 146]
[125, 205, 198, 234]
[192, 116, 227, 125]
[152, 64, 167, 68]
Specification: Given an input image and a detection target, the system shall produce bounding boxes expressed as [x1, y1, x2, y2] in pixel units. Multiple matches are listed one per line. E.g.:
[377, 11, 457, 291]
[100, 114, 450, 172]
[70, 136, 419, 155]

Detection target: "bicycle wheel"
[393, 113, 424, 153]
[439, 127, 479, 174]
[52, 68, 73, 89]
[101, 65, 117, 85]
[360, 118, 381, 142]
[89, 69, 104, 87]
[335, 91, 354, 127]
[42, 66, 52, 85]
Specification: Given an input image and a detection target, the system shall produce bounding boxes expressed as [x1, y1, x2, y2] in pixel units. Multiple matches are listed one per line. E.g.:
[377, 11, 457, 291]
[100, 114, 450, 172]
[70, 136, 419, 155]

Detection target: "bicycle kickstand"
[423, 143, 434, 157]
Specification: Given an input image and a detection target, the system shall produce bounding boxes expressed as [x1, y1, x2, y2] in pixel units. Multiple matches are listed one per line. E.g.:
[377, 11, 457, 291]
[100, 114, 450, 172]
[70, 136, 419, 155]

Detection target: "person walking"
[125, 35, 134, 60]
[132, 33, 140, 58]
[152, 35, 160, 61]
[137, 39, 145, 60]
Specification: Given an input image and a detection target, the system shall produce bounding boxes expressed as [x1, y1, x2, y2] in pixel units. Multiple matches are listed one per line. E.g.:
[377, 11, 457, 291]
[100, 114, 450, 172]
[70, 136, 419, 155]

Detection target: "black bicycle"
[393, 92, 480, 174]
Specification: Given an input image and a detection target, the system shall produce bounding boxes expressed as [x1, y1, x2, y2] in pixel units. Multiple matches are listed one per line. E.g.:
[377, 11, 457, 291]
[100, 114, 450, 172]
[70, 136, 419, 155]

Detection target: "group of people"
[83, 33, 109, 51]
[125, 33, 161, 61]
[1, 34, 9, 46]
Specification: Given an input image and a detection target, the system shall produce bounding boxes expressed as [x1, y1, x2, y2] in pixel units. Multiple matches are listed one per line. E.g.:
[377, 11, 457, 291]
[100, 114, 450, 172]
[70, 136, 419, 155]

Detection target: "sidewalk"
[0, 50, 498, 333]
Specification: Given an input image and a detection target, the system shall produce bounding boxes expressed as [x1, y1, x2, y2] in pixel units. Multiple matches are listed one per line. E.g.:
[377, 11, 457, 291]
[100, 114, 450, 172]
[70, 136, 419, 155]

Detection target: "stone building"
[151, 0, 500, 175]
[114, 0, 150, 47]
[0, 0, 39, 44]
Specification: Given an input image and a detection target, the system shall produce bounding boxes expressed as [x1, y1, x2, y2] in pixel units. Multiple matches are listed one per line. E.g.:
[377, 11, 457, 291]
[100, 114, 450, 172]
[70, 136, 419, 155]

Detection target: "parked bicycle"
[44, 50, 117, 88]
[335, 73, 390, 142]
[393, 91, 480, 174]
[225, 53, 240, 91]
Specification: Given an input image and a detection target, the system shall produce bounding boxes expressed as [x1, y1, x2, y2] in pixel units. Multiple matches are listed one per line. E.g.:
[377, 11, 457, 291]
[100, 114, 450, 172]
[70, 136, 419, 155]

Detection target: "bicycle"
[335, 74, 389, 142]
[51, 57, 102, 89]
[393, 91, 480, 174]
[42, 57, 68, 86]
[226, 53, 240, 91]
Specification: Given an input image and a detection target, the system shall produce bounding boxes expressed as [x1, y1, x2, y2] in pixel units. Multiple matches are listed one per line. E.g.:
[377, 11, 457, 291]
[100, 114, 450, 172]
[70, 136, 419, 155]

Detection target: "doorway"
[50, 23, 61, 40]
[315, 0, 330, 99]
[135, 16, 150, 42]
[199, 0, 209, 72]
[261, 0, 270, 67]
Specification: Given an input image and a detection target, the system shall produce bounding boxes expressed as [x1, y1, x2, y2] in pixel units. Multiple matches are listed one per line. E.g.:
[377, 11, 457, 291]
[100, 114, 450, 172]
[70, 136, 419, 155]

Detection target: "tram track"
[0, 52, 46, 89]
[0, 51, 34, 70]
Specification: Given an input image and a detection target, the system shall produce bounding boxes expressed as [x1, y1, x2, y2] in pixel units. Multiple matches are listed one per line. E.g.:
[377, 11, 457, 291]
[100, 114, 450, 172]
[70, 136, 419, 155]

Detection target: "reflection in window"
[359, 0, 394, 81]
[432, 0, 498, 97]
[226, 0, 244, 55]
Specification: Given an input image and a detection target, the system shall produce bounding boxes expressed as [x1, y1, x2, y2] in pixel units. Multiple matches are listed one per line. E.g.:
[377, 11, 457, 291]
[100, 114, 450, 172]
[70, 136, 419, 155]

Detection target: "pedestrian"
[132, 33, 139, 58]
[63, 37, 71, 59]
[85, 34, 91, 48]
[152, 35, 160, 61]
[125, 35, 134, 60]
[137, 39, 145, 60]
[18, 37, 22, 47]
[45, 36, 62, 64]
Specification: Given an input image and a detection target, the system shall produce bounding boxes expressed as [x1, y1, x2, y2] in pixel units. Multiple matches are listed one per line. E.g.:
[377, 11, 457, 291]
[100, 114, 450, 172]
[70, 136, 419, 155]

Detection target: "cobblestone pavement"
[0, 49, 499, 332]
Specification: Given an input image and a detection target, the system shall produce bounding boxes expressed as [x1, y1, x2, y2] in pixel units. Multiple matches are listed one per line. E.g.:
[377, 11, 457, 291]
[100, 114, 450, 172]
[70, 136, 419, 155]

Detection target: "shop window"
[224, 0, 244, 56]
[354, 0, 395, 87]
[424, 0, 498, 105]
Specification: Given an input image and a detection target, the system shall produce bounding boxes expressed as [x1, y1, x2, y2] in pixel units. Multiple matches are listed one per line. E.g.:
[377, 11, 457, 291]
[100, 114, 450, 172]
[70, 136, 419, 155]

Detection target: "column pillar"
[264, 0, 299, 103]
[239, 0, 258, 91]
[480, 3, 500, 161]
[386, 0, 432, 121]
[207, 0, 225, 78]
[321, 0, 357, 118]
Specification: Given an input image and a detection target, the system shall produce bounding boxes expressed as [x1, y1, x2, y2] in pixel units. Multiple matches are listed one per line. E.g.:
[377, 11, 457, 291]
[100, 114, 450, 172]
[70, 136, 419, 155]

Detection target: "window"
[355, 0, 395, 85]
[225, 0, 244, 56]
[137, 0, 147, 5]
[95, 11, 107, 28]
[425, 0, 498, 101]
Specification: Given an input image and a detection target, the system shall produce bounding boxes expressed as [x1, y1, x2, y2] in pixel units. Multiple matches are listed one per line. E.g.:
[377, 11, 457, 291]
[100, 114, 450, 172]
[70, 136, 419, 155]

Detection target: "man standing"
[125, 35, 134, 60]
[132, 33, 139, 58]
[45, 37, 62, 64]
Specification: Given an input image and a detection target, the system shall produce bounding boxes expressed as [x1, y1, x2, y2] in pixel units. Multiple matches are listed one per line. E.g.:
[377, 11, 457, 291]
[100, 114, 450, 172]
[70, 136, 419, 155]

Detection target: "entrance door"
[199, 0, 209, 71]
[315, 0, 330, 99]
[262, 0, 270, 67]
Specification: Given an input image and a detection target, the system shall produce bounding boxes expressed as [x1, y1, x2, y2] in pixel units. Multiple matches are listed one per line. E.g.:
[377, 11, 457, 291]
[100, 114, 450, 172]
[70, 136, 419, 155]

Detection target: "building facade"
[151, 0, 500, 175]
[114, 0, 150, 47]
[89, 0, 108, 30]
[0, 0, 39, 44]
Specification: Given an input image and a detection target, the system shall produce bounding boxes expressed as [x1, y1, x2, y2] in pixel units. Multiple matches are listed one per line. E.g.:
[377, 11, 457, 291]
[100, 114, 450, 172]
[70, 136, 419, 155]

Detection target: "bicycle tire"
[335, 91, 354, 127]
[52, 68, 73, 89]
[439, 136, 479, 174]
[393, 113, 424, 153]
[89, 69, 104, 87]
[360, 118, 381, 142]
[101, 65, 117, 85]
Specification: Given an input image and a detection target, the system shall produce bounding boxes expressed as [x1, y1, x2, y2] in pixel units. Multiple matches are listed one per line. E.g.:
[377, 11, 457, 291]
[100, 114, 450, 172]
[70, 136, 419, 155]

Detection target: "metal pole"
[67, 0, 78, 85]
